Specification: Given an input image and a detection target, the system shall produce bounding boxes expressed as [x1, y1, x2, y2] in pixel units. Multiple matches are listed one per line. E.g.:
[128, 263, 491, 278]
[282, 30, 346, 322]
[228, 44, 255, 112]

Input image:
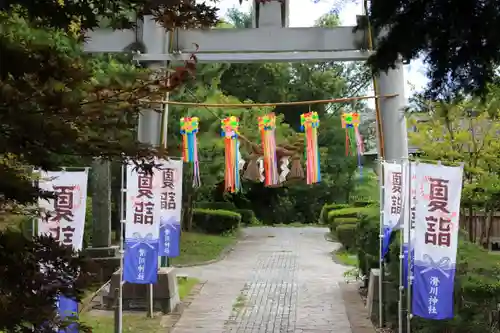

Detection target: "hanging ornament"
[300, 111, 321, 184]
[180, 116, 201, 187]
[341, 112, 364, 176]
[221, 116, 241, 193]
[258, 113, 279, 186]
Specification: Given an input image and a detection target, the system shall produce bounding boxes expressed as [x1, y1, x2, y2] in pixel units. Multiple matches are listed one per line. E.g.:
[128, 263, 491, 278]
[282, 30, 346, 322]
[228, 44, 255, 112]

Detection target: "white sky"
[215, 0, 429, 98]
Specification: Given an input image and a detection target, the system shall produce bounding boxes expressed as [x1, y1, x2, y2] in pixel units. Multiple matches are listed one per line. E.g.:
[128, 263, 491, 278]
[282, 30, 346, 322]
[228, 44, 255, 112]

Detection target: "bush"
[330, 217, 358, 232]
[83, 197, 92, 248]
[318, 203, 350, 224]
[336, 223, 357, 251]
[195, 201, 237, 210]
[352, 200, 375, 207]
[192, 208, 241, 234]
[236, 209, 258, 225]
[355, 206, 380, 285]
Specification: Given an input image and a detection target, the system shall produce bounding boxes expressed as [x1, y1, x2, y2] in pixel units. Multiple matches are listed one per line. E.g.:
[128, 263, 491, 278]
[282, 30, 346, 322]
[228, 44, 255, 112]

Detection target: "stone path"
[172, 227, 352, 333]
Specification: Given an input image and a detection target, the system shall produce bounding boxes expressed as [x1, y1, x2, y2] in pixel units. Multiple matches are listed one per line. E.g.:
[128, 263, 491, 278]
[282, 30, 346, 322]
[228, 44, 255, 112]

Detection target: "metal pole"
[160, 88, 170, 269]
[378, 159, 385, 328]
[398, 218, 404, 333]
[406, 161, 413, 333]
[115, 163, 126, 333]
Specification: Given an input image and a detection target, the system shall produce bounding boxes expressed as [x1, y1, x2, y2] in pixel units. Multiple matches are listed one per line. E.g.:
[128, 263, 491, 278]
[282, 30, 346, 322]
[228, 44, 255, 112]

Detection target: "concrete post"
[377, 63, 409, 162]
[253, 0, 289, 28]
[91, 158, 112, 248]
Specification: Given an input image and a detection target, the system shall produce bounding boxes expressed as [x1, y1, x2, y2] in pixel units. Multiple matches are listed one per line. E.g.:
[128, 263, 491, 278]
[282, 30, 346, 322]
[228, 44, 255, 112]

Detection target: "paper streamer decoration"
[341, 112, 364, 175]
[300, 112, 321, 184]
[221, 116, 241, 193]
[258, 113, 279, 186]
[180, 116, 201, 187]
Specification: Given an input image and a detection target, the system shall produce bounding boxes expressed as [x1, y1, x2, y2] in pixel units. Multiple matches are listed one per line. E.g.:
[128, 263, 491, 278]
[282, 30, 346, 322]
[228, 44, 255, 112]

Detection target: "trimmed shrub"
[195, 201, 237, 211]
[355, 206, 380, 286]
[192, 208, 241, 234]
[330, 217, 358, 233]
[236, 209, 258, 225]
[318, 203, 350, 224]
[336, 223, 357, 251]
[352, 200, 375, 207]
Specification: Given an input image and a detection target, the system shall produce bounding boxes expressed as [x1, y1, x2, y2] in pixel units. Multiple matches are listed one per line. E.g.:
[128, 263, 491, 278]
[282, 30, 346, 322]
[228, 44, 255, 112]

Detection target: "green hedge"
[195, 201, 236, 210]
[354, 204, 500, 332]
[319, 203, 350, 224]
[330, 217, 358, 233]
[236, 209, 258, 225]
[336, 223, 357, 250]
[192, 208, 241, 234]
[352, 200, 375, 207]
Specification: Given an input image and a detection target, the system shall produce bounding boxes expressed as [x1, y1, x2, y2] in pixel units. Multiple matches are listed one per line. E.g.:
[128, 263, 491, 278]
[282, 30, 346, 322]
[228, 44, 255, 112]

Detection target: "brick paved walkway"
[172, 227, 352, 333]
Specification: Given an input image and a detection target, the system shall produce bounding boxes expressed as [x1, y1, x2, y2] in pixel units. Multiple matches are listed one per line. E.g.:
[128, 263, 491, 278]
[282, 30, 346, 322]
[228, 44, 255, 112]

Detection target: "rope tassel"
[300, 112, 321, 185]
[221, 116, 241, 193]
[258, 113, 279, 186]
[180, 116, 201, 187]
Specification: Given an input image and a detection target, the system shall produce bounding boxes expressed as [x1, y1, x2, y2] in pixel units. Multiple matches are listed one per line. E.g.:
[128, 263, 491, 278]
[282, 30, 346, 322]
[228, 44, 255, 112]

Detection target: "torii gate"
[84, 0, 409, 162]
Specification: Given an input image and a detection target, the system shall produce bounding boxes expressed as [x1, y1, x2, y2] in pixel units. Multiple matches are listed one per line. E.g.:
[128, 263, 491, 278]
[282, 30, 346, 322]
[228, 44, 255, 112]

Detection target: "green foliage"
[235, 209, 258, 225]
[0, 230, 94, 332]
[195, 201, 236, 210]
[83, 197, 93, 248]
[355, 206, 380, 283]
[328, 207, 365, 220]
[330, 217, 358, 232]
[336, 223, 357, 251]
[319, 203, 350, 224]
[368, 0, 500, 98]
[192, 208, 241, 234]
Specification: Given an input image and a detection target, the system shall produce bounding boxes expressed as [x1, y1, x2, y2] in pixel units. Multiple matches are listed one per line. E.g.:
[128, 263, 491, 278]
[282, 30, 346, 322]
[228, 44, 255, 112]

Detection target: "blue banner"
[57, 296, 78, 333]
[412, 256, 455, 319]
[123, 238, 159, 284]
[403, 246, 414, 289]
[159, 216, 181, 257]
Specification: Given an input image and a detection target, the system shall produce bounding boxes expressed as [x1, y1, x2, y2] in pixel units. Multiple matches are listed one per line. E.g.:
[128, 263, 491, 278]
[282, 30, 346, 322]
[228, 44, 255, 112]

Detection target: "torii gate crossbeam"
[83, 0, 408, 162]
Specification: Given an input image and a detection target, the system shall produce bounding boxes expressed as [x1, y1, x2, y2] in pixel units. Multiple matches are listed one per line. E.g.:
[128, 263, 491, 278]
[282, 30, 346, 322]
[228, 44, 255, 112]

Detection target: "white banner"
[412, 162, 463, 320]
[158, 159, 183, 257]
[125, 164, 161, 241]
[383, 162, 404, 231]
[37, 171, 89, 251]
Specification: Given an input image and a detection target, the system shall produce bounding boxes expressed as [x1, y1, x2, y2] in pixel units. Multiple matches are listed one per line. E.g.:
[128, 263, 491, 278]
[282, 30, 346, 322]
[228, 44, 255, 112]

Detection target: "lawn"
[169, 231, 237, 266]
[332, 248, 358, 266]
[80, 277, 199, 333]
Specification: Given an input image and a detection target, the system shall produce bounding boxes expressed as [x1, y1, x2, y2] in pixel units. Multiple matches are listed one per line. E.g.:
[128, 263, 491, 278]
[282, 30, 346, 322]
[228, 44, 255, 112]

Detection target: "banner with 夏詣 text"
[123, 164, 161, 284]
[382, 161, 404, 258]
[412, 162, 463, 320]
[37, 170, 89, 333]
[158, 159, 183, 258]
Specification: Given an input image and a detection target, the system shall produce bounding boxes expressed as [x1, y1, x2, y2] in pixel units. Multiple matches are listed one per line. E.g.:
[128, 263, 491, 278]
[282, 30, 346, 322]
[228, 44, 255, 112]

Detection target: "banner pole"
[406, 161, 413, 333]
[116, 163, 126, 333]
[378, 159, 385, 328]
[398, 219, 404, 333]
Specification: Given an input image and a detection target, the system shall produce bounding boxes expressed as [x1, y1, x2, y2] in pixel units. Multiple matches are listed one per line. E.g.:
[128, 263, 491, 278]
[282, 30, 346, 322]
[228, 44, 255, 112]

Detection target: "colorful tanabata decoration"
[258, 113, 279, 186]
[180, 116, 201, 187]
[300, 112, 321, 184]
[341, 112, 364, 174]
[221, 116, 241, 192]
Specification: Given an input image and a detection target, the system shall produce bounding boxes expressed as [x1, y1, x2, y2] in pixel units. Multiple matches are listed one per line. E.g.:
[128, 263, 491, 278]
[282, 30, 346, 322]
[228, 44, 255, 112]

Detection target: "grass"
[178, 276, 200, 299]
[169, 231, 237, 266]
[332, 248, 358, 267]
[80, 277, 199, 333]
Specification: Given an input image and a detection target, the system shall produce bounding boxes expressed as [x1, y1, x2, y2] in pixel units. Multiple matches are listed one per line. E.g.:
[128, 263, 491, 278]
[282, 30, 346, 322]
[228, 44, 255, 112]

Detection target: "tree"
[408, 87, 500, 244]
[0, 231, 94, 332]
[367, 0, 500, 99]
